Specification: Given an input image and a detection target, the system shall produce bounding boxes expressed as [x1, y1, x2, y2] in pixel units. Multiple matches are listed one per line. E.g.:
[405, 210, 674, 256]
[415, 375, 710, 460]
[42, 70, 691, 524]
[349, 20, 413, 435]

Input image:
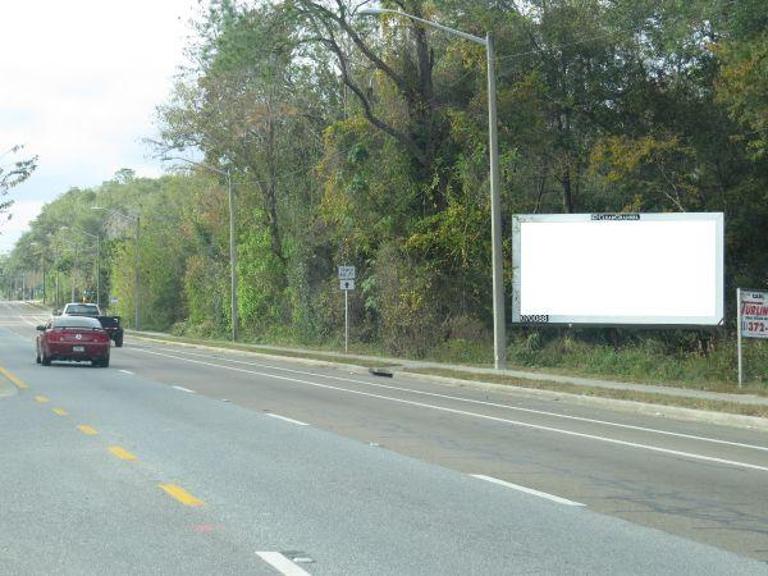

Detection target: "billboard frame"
[511, 212, 725, 327]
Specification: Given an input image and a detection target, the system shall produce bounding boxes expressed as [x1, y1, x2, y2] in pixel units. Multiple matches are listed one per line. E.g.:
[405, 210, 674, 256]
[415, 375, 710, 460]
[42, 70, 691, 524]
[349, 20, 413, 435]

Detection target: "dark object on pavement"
[369, 367, 394, 378]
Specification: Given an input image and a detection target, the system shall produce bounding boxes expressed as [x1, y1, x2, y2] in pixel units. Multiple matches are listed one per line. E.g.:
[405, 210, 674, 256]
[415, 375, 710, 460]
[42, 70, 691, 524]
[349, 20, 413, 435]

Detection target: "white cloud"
[0, 0, 202, 252]
[0, 200, 46, 254]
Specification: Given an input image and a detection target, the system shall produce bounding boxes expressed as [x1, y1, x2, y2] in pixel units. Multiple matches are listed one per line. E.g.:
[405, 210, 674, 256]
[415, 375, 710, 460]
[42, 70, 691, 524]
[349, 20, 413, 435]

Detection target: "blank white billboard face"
[511, 213, 724, 325]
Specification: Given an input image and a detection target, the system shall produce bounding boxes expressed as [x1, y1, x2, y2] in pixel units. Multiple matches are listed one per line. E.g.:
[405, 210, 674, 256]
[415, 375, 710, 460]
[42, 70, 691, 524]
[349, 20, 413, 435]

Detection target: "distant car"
[36, 315, 111, 367]
[56, 302, 124, 347]
[60, 302, 101, 316]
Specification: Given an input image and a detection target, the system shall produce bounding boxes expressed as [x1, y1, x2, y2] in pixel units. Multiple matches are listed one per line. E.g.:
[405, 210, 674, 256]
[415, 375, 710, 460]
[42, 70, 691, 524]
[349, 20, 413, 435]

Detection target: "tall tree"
[0, 145, 37, 222]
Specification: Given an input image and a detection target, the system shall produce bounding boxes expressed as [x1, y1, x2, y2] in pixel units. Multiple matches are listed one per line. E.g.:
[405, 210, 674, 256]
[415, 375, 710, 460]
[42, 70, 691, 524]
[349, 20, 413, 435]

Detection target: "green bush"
[506, 329, 767, 390]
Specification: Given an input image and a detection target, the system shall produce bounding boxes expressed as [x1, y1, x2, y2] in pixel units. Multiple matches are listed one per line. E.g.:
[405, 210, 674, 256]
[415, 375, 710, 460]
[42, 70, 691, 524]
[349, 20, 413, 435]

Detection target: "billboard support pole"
[737, 287, 743, 388]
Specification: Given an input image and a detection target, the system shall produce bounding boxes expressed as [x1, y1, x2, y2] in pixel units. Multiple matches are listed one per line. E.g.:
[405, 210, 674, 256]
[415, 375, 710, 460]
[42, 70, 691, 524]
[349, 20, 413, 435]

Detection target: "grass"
[404, 367, 768, 419]
[504, 332, 768, 395]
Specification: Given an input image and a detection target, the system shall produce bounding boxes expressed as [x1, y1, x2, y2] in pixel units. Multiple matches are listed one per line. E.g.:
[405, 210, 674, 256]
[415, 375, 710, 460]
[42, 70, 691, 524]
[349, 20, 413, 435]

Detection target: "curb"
[399, 372, 768, 433]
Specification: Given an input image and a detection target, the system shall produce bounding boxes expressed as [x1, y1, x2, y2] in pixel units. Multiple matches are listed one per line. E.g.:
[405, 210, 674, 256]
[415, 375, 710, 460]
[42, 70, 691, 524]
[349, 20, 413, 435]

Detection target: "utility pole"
[91, 207, 141, 328]
[358, 8, 507, 368]
[135, 215, 140, 329]
[227, 169, 238, 341]
[161, 156, 238, 341]
[42, 255, 47, 304]
[71, 243, 78, 302]
[96, 233, 101, 308]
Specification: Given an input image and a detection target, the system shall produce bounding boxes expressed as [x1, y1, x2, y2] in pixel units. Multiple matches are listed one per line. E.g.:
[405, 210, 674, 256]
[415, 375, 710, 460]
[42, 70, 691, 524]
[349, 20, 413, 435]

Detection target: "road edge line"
[255, 552, 312, 576]
[266, 413, 309, 426]
[471, 474, 585, 507]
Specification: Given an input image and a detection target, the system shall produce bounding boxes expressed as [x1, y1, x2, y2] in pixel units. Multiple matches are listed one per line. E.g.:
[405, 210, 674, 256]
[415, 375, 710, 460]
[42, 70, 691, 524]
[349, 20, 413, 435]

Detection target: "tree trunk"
[562, 165, 574, 213]
[265, 108, 286, 267]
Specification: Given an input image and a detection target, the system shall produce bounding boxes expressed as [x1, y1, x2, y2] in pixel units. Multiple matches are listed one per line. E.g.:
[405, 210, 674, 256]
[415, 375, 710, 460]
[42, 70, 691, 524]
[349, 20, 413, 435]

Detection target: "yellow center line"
[52, 408, 68, 416]
[34, 395, 49, 403]
[108, 446, 138, 461]
[158, 484, 205, 507]
[0, 366, 28, 389]
[77, 425, 98, 436]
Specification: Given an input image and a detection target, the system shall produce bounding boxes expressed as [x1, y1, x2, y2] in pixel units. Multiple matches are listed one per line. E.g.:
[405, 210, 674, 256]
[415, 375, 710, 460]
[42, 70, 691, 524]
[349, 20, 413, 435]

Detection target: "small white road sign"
[340, 279, 355, 291]
[338, 266, 356, 281]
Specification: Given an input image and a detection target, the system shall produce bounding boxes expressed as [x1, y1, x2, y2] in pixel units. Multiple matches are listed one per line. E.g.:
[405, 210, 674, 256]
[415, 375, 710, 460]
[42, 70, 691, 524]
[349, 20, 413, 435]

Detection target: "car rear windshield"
[53, 316, 103, 329]
[65, 304, 100, 315]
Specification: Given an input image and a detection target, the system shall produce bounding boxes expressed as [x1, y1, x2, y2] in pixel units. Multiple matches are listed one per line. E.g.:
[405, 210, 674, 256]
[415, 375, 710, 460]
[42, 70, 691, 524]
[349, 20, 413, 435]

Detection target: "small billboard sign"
[740, 290, 768, 339]
[737, 288, 768, 387]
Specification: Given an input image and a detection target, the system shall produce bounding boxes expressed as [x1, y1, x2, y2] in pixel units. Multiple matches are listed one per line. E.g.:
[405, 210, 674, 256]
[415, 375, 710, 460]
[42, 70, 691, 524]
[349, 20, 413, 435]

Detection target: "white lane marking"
[119, 370, 134, 375]
[172, 385, 196, 394]
[142, 345, 768, 454]
[256, 552, 312, 576]
[471, 474, 585, 506]
[133, 348, 768, 473]
[266, 413, 309, 426]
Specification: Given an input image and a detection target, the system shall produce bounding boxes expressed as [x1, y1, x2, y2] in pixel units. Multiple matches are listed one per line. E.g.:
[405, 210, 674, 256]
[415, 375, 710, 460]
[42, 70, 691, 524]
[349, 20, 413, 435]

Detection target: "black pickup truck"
[57, 303, 124, 347]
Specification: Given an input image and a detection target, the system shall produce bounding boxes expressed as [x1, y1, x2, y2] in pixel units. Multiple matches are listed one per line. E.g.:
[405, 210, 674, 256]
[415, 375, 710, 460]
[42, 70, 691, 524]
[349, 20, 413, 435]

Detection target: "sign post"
[737, 288, 768, 388]
[338, 266, 356, 353]
[345, 288, 349, 353]
[737, 288, 743, 388]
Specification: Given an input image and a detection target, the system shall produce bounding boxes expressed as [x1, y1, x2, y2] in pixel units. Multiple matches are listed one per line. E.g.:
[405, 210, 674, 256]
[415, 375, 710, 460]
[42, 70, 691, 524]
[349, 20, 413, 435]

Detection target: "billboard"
[511, 213, 724, 326]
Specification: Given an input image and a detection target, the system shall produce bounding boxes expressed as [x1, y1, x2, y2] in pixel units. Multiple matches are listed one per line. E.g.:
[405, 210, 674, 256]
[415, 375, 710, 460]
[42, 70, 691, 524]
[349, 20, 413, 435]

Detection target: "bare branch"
[297, 1, 413, 99]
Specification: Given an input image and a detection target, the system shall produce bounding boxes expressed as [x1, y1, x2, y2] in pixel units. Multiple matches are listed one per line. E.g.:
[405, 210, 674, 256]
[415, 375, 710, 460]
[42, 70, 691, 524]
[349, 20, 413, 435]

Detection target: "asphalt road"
[1, 299, 767, 575]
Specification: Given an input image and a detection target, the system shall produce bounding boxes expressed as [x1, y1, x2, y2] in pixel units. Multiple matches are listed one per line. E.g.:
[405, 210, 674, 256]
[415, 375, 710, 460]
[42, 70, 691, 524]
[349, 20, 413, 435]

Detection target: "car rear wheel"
[41, 351, 51, 366]
[114, 336, 123, 348]
[35, 347, 41, 364]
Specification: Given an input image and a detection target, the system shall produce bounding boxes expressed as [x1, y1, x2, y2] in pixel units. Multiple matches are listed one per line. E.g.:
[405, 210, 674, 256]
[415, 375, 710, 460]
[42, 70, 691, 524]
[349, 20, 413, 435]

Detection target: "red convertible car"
[36, 315, 111, 367]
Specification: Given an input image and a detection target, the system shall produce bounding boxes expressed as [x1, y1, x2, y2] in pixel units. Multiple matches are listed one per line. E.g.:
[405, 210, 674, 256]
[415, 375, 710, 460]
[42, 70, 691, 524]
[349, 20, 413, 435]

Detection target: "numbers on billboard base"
[520, 315, 550, 323]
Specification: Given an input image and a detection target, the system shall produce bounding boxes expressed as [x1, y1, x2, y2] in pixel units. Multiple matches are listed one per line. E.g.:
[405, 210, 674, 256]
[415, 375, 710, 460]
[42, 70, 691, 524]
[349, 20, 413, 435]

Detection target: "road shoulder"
[128, 331, 768, 432]
[401, 371, 768, 432]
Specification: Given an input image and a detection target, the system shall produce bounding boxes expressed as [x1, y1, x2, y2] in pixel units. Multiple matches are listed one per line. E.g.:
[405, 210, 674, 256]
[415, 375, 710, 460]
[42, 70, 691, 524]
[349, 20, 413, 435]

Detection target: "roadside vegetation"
[2, 1, 766, 391]
[505, 331, 768, 391]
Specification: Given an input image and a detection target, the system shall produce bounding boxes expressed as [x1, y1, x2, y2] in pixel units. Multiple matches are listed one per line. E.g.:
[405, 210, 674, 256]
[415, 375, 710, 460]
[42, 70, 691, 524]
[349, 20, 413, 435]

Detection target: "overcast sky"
[0, 0, 202, 254]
